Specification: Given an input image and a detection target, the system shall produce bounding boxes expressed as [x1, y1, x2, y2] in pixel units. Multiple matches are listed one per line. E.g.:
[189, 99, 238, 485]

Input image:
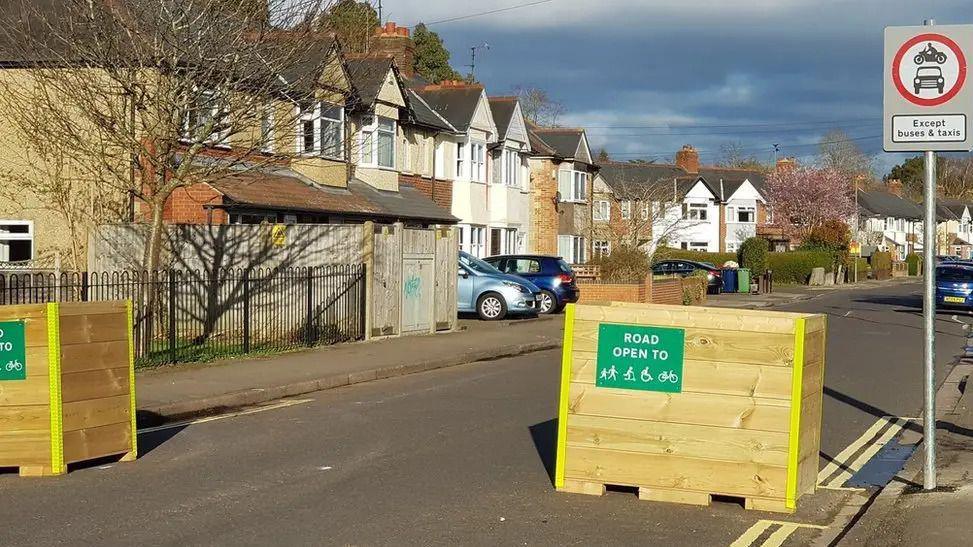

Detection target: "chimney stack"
[776, 157, 796, 172]
[675, 144, 699, 174]
[369, 22, 415, 78]
[886, 178, 903, 197]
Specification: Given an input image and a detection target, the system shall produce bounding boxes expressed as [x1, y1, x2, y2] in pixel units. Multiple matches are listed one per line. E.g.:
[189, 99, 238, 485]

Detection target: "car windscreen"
[937, 266, 973, 282]
[918, 67, 941, 75]
[461, 253, 502, 274]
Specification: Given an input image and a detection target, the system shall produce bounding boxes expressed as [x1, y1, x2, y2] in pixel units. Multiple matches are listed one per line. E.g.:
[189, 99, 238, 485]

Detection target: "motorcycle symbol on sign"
[915, 43, 948, 65]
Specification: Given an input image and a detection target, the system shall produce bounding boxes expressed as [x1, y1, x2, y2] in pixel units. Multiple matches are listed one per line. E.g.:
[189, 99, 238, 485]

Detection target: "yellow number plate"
[945, 296, 966, 303]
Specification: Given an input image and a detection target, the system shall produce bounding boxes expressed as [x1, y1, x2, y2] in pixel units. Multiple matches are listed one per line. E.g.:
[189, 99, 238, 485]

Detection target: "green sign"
[0, 321, 26, 381]
[596, 323, 685, 393]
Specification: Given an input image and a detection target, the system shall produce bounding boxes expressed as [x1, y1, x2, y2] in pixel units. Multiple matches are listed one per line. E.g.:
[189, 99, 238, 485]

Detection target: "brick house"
[526, 123, 598, 263]
[595, 145, 769, 255]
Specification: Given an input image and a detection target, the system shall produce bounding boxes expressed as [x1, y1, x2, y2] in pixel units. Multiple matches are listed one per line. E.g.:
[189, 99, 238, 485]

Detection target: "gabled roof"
[345, 56, 399, 108]
[527, 127, 557, 156]
[938, 199, 970, 220]
[857, 189, 923, 220]
[697, 168, 767, 200]
[530, 128, 583, 159]
[404, 89, 456, 132]
[488, 97, 518, 139]
[414, 84, 486, 133]
[596, 162, 715, 200]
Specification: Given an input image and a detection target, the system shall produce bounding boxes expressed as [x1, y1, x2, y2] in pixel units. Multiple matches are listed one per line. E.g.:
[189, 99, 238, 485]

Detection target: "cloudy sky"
[380, 0, 972, 174]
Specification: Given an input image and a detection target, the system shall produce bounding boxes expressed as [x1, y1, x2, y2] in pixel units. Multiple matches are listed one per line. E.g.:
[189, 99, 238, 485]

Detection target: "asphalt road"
[0, 281, 962, 546]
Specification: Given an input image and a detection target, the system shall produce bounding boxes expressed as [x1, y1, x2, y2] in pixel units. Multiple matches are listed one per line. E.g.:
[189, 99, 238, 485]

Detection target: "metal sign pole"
[923, 148, 937, 490]
[920, 17, 938, 493]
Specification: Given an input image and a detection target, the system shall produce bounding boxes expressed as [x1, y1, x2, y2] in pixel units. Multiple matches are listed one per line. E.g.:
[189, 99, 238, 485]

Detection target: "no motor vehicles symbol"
[893, 33, 967, 107]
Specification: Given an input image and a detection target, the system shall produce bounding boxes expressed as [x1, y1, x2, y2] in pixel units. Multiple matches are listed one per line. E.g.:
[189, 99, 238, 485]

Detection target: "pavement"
[0, 278, 965, 546]
[706, 276, 919, 309]
[136, 314, 563, 423]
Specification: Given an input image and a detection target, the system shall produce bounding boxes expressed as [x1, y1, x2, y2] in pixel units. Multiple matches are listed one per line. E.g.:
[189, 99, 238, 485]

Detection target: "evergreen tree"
[412, 23, 462, 83]
[322, 0, 378, 54]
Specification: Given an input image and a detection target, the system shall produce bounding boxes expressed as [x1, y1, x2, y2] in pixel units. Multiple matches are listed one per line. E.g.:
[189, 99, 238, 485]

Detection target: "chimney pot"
[368, 22, 416, 78]
[776, 157, 796, 172]
[887, 178, 904, 197]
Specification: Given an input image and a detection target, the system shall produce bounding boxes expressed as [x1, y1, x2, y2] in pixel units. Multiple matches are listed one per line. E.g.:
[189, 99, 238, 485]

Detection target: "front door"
[490, 228, 502, 256]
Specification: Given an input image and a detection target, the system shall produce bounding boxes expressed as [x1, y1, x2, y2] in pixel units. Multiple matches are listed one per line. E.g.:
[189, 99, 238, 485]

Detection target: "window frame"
[359, 115, 396, 169]
[0, 220, 35, 262]
[593, 240, 611, 258]
[685, 202, 709, 221]
[593, 200, 610, 222]
[455, 141, 466, 179]
[736, 206, 756, 223]
[183, 89, 228, 147]
[621, 200, 632, 220]
[320, 102, 345, 160]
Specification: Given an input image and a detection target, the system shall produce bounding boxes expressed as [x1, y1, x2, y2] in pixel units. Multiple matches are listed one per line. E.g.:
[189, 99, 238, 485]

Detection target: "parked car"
[936, 263, 973, 309]
[483, 254, 580, 314]
[458, 251, 542, 320]
[651, 259, 723, 293]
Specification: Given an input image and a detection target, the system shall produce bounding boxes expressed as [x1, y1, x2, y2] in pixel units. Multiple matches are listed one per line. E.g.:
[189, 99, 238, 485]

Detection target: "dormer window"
[297, 101, 344, 159]
[360, 115, 395, 169]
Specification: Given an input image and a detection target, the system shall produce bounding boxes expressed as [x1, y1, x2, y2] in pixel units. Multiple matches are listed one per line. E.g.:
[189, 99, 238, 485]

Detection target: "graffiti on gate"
[404, 275, 422, 300]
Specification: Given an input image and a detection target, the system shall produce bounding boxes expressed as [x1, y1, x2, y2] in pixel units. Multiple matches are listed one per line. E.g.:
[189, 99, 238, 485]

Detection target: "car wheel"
[477, 293, 507, 321]
[538, 290, 557, 314]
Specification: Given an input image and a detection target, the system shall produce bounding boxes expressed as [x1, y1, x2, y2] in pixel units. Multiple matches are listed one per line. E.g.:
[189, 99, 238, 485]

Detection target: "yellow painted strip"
[554, 303, 576, 489]
[762, 524, 798, 547]
[46, 302, 65, 475]
[126, 300, 138, 459]
[784, 317, 806, 509]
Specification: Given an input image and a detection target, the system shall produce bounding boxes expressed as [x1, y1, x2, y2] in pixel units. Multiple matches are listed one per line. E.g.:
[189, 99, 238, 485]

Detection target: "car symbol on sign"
[915, 66, 946, 95]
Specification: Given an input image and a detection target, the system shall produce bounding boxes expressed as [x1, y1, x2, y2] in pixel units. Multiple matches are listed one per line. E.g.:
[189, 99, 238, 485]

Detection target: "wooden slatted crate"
[0, 301, 137, 477]
[554, 301, 826, 513]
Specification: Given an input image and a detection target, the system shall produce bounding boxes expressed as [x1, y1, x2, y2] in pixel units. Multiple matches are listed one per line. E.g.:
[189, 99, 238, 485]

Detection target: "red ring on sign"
[893, 33, 967, 107]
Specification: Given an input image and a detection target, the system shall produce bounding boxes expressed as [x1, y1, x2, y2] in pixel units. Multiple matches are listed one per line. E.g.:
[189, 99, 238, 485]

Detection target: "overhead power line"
[587, 122, 880, 137]
[580, 117, 879, 130]
[604, 134, 883, 157]
[414, 0, 554, 27]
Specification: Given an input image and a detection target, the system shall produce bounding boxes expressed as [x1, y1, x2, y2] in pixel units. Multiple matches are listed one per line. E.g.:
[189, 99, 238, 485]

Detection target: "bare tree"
[0, 0, 349, 273]
[717, 141, 766, 171]
[513, 85, 565, 126]
[818, 129, 873, 179]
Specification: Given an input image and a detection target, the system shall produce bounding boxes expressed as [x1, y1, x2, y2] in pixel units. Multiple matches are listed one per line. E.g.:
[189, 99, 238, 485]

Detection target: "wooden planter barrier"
[0, 301, 137, 477]
[555, 301, 826, 513]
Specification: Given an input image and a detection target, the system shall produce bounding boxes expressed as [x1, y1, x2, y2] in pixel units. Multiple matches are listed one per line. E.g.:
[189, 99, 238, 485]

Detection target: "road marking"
[843, 311, 853, 317]
[817, 415, 908, 489]
[730, 520, 827, 547]
[137, 398, 314, 434]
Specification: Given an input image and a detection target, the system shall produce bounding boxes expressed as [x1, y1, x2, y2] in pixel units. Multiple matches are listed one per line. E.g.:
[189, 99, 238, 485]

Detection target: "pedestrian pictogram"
[885, 25, 973, 153]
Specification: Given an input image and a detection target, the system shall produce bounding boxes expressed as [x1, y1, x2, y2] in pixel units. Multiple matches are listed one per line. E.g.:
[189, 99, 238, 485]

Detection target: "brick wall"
[577, 278, 651, 304]
[719, 204, 727, 253]
[144, 183, 227, 224]
[528, 158, 559, 254]
[651, 277, 708, 306]
[401, 174, 452, 210]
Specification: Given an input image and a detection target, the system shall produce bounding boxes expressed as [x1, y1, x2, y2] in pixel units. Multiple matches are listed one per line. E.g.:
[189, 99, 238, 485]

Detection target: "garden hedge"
[906, 253, 922, 276]
[738, 237, 769, 277]
[871, 251, 893, 280]
[657, 248, 833, 285]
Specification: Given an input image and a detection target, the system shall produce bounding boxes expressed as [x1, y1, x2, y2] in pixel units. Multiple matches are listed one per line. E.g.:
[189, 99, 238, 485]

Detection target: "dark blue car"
[484, 255, 580, 314]
[936, 263, 973, 309]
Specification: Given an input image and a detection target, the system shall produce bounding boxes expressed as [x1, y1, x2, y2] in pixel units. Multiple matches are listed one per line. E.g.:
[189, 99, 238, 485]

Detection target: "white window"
[298, 101, 318, 155]
[558, 235, 587, 264]
[501, 148, 521, 187]
[727, 241, 739, 253]
[621, 200, 632, 220]
[593, 200, 610, 222]
[184, 90, 227, 146]
[684, 202, 709, 221]
[360, 116, 396, 168]
[885, 217, 894, 231]
[641, 202, 649, 220]
[0, 221, 33, 262]
[593, 240, 611, 258]
[459, 224, 487, 258]
[681, 241, 708, 251]
[260, 105, 274, 153]
[321, 103, 344, 159]
[470, 142, 486, 182]
[489, 228, 518, 255]
[737, 206, 755, 223]
[456, 142, 466, 178]
[558, 170, 588, 202]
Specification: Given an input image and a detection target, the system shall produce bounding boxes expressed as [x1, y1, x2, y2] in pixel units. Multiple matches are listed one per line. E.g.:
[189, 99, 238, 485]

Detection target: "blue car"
[458, 252, 542, 320]
[483, 254, 580, 314]
[936, 263, 973, 309]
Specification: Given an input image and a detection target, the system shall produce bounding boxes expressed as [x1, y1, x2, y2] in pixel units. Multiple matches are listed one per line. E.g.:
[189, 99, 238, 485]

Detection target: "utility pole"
[377, 0, 383, 24]
[921, 18, 938, 492]
[467, 43, 490, 81]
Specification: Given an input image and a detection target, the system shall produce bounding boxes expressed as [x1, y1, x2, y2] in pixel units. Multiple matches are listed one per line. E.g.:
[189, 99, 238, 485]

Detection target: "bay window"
[321, 103, 344, 159]
[558, 170, 588, 202]
[501, 148, 520, 187]
[456, 142, 466, 178]
[297, 101, 344, 158]
[459, 225, 487, 258]
[471, 142, 485, 182]
[684, 202, 709, 221]
[736, 206, 756, 223]
[360, 116, 396, 168]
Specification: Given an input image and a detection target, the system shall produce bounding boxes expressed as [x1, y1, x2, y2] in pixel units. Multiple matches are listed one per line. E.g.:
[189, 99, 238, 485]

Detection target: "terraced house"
[527, 124, 598, 264]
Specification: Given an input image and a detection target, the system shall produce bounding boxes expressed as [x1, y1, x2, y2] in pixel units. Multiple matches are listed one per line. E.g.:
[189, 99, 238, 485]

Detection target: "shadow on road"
[529, 419, 557, 486]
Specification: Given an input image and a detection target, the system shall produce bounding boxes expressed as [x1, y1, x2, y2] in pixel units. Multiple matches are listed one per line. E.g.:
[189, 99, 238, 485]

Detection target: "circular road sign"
[893, 33, 967, 107]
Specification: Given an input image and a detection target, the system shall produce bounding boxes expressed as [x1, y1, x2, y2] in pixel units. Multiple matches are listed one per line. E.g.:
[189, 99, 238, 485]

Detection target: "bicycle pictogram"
[658, 370, 679, 383]
[5, 360, 23, 372]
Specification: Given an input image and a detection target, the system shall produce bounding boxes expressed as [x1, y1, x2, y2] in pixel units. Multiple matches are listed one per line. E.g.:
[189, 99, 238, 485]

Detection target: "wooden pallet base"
[17, 466, 63, 478]
[558, 480, 794, 514]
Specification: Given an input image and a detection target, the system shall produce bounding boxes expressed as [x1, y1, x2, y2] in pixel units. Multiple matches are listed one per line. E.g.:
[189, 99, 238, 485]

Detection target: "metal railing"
[0, 265, 366, 367]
